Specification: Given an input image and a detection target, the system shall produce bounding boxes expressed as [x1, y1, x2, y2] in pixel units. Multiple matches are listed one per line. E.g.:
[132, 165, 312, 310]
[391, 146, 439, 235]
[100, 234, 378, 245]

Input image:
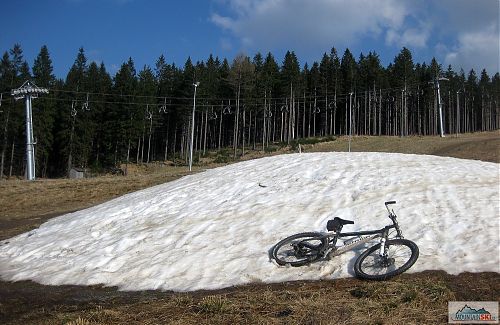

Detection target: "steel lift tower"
[11, 81, 49, 181]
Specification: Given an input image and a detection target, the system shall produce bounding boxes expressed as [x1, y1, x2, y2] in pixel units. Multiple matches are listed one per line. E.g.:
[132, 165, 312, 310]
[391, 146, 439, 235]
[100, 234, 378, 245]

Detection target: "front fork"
[379, 229, 390, 257]
[379, 237, 387, 257]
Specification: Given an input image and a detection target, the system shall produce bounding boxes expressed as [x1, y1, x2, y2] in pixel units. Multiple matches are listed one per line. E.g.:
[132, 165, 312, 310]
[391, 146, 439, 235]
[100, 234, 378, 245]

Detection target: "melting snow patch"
[0, 152, 498, 291]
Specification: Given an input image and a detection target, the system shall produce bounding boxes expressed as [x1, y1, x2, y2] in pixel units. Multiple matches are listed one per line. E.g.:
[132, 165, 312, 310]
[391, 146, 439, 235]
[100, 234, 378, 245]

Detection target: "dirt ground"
[1, 271, 498, 325]
[0, 131, 498, 324]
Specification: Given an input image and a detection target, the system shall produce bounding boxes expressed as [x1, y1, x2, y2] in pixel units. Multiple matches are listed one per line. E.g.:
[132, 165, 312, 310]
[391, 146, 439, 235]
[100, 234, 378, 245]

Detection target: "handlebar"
[384, 201, 403, 238]
[385, 201, 396, 214]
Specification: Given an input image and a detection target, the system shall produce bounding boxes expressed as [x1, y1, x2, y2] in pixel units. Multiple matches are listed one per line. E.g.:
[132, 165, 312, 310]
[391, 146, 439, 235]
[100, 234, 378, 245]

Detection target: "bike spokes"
[357, 240, 418, 279]
[273, 236, 324, 265]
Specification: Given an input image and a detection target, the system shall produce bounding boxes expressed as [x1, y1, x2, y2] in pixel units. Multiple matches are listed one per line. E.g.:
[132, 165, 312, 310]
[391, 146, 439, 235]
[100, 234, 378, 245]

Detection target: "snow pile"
[0, 152, 498, 291]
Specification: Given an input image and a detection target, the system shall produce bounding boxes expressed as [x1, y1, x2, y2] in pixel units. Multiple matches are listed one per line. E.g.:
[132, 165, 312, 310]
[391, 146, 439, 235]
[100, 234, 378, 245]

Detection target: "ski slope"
[0, 152, 498, 291]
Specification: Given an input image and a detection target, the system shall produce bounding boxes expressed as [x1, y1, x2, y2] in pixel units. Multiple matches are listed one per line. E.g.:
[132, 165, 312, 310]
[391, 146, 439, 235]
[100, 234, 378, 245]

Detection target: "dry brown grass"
[2, 272, 498, 325]
[0, 166, 200, 240]
[303, 131, 500, 163]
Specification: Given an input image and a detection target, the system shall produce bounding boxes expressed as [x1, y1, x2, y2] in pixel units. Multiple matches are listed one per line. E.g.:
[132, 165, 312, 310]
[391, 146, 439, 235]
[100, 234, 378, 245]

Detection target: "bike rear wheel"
[272, 232, 327, 267]
[354, 239, 419, 280]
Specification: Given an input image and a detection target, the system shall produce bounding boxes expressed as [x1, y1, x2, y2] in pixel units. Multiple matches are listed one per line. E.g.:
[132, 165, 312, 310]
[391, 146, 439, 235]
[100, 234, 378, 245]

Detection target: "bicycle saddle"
[327, 217, 354, 232]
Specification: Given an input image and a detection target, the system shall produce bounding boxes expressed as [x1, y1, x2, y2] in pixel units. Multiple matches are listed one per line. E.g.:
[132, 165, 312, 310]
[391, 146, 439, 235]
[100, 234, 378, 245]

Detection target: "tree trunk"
[173, 121, 177, 163]
[303, 92, 306, 138]
[242, 105, 246, 156]
[147, 115, 153, 163]
[203, 111, 208, 155]
[218, 102, 223, 150]
[164, 119, 169, 161]
[126, 139, 130, 176]
[379, 90, 382, 135]
[67, 116, 76, 177]
[262, 91, 267, 151]
[308, 102, 311, 137]
[253, 109, 256, 150]
[9, 141, 15, 177]
[136, 137, 140, 163]
[141, 118, 146, 163]
[233, 83, 241, 159]
[313, 88, 317, 136]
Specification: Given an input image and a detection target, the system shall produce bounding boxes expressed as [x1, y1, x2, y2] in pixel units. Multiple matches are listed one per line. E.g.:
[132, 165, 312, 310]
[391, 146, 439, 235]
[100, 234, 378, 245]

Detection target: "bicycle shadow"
[268, 241, 374, 278]
[344, 244, 372, 276]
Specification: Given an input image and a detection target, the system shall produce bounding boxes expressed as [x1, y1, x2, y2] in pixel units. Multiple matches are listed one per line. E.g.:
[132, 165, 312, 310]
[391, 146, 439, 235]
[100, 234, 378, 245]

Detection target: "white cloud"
[444, 24, 499, 74]
[386, 24, 431, 48]
[211, 13, 235, 30]
[210, 0, 499, 73]
[211, 0, 412, 51]
[432, 0, 498, 36]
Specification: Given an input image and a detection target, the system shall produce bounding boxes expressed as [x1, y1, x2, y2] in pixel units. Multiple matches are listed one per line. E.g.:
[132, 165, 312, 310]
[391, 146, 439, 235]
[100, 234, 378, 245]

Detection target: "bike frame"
[312, 202, 404, 259]
[319, 225, 395, 258]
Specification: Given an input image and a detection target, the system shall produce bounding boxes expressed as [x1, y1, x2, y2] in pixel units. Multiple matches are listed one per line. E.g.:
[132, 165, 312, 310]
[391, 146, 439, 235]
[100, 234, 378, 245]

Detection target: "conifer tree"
[32, 45, 56, 177]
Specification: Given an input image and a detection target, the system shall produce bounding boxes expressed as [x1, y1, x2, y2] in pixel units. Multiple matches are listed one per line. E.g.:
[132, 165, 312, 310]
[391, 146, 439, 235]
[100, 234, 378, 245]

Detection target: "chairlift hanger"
[71, 100, 78, 117]
[159, 97, 168, 113]
[81, 93, 90, 111]
[208, 106, 218, 120]
[209, 111, 218, 120]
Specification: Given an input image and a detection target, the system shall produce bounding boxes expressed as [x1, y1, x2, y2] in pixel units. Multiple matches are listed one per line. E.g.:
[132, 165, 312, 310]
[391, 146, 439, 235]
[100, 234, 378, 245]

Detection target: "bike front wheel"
[272, 232, 327, 267]
[354, 239, 419, 280]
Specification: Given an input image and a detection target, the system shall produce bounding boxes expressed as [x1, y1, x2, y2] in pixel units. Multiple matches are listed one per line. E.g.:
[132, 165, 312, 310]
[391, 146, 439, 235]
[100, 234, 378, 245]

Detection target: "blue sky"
[1, 0, 498, 78]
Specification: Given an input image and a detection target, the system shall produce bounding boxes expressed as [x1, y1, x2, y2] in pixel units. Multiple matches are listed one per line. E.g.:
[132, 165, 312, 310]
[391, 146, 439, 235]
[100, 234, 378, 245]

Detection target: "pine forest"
[0, 44, 498, 178]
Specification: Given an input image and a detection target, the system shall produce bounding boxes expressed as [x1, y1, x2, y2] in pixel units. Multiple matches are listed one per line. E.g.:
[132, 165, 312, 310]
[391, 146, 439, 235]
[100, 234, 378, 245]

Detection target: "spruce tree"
[32, 45, 56, 177]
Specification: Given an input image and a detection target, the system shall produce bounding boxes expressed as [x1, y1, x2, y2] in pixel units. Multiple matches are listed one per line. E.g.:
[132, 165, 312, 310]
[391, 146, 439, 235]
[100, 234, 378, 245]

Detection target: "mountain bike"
[271, 201, 419, 280]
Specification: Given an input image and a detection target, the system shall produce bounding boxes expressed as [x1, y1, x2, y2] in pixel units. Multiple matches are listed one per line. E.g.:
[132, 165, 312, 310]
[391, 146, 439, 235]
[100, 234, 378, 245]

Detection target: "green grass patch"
[213, 149, 234, 163]
[264, 145, 280, 153]
[290, 135, 337, 150]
